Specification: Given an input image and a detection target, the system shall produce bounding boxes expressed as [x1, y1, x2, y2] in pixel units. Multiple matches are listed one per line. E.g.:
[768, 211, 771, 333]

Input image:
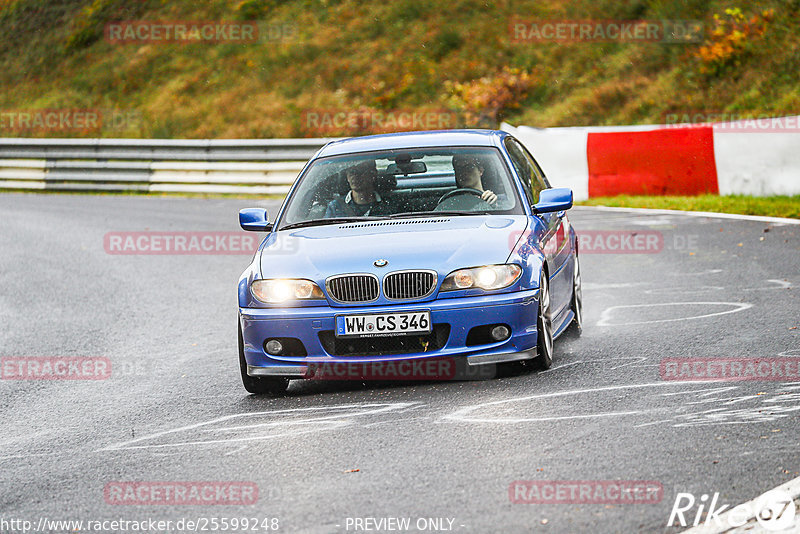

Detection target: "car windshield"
[278, 147, 522, 229]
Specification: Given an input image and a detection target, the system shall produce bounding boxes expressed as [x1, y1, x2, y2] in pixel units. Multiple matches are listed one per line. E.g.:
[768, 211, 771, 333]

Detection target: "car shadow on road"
[237, 360, 540, 401]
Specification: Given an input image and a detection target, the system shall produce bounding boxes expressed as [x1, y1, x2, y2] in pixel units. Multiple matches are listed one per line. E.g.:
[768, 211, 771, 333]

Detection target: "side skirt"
[552, 308, 575, 341]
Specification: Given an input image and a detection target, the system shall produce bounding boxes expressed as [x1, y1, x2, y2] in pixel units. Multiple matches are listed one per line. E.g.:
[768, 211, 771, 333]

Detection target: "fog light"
[490, 325, 510, 341]
[265, 339, 283, 355]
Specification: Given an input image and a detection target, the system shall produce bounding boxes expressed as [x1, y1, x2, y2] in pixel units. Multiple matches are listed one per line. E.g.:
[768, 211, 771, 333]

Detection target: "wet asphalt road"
[0, 193, 798, 534]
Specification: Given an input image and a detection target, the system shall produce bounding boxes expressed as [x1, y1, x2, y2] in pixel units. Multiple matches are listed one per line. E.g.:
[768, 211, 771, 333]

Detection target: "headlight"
[441, 264, 522, 291]
[251, 279, 325, 303]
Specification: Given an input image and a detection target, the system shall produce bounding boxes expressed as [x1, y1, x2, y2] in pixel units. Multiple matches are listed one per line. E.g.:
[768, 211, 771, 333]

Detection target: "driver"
[324, 160, 387, 217]
[452, 154, 498, 205]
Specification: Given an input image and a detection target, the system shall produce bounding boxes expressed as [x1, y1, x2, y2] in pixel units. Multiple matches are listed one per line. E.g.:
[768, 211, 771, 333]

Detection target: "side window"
[519, 142, 550, 196]
[504, 138, 535, 205]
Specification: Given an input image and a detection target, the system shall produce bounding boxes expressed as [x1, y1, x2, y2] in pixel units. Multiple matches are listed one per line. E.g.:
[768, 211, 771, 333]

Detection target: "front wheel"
[532, 272, 554, 370]
[239, 322, 289, 396]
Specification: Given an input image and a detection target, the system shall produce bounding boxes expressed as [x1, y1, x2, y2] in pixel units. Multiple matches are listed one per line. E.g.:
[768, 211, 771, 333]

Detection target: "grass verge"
[578, 195, 800, 219]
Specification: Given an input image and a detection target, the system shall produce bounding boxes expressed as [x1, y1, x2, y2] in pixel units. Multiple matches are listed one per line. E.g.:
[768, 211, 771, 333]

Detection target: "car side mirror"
[533, 188, 573, 214]
[239, 208, 273, 231]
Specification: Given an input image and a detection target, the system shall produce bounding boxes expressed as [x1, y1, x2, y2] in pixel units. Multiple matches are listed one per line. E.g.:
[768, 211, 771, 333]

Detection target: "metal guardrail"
[0, 138, 334, 194]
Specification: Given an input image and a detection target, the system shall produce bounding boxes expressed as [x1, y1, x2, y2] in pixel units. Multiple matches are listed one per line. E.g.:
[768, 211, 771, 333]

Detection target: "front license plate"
[335, 311, 431, 338]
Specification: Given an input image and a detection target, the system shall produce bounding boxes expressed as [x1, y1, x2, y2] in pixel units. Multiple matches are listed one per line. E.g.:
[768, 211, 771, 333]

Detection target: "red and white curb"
[503, 117, 800, 200]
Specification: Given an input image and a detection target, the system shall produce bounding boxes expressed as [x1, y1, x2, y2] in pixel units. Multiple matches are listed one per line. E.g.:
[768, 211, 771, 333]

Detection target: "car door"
[504, 137, 572, 315]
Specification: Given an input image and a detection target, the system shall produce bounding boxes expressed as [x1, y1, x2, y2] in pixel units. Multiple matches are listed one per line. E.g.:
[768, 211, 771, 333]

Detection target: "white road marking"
[677, 269, 724, 276]
[364, 416, 432, 428]
[582, 205, 800, 226]
[684, 393, 764, 406]
[743, 279, 793, 290]
[224, 445, 248, 456]
[99, 402, 416, 451]
[583, 282, 648, 290]
[443, 381, 686, 424]
[482, 411, 642, 423]
[627, 217, 676, 226]
[674, 407, 800, 427]
[104, 423, 349, 451]
[597, 302, 753, 326]
[644, 286, 725, 295]
[659, 386, 739, 398]
[542, 357, 654, 374]
[0, 452, 62, 462]
[603, 356, 652, 370]
[444, 381, 800, 428]
[633, 419, 673, 428]
[393, 403, 428, 414]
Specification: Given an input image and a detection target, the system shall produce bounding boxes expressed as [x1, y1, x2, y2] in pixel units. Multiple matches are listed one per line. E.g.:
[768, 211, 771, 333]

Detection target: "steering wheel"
[435, 188, 491, 211]
[438, 188, 483, 203]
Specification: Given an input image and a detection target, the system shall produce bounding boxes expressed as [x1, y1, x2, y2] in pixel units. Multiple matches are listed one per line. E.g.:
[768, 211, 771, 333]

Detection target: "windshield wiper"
[280, 216, 383, 230]
[388, 210, 487, 218]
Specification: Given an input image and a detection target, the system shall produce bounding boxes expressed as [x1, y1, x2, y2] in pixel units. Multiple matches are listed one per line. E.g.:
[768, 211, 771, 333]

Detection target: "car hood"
[259, 216, 529, 279]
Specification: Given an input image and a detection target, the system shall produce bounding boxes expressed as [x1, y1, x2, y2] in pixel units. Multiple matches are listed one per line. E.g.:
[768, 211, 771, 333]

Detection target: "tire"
[533, 271, 554, 370]
[567, 255, 583, 337]
[238, 322, 289, 396]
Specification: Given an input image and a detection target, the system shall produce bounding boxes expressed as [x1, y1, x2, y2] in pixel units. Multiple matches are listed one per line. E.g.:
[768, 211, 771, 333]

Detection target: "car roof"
[315, 129, 510, 158]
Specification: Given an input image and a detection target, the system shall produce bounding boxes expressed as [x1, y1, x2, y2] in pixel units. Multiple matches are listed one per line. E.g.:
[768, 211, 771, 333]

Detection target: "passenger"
[324, 160, 388, 217]
[452, 154, 498, 205]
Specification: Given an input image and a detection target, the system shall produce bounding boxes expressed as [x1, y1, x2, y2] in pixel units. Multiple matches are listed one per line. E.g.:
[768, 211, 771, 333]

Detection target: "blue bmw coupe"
[237, 130, 582, 394]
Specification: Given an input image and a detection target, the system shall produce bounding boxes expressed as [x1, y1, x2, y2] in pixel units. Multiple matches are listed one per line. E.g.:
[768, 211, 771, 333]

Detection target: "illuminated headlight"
[441, 264, 522, 291]
[251, 279, 324, 303]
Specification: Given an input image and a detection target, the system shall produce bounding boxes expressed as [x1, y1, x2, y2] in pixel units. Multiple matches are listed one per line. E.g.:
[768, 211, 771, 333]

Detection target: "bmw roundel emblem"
[374, 259, 389, 267]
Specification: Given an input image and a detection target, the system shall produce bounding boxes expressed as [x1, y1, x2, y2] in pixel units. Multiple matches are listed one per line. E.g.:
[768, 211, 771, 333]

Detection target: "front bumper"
[240, 289, 540, 378]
